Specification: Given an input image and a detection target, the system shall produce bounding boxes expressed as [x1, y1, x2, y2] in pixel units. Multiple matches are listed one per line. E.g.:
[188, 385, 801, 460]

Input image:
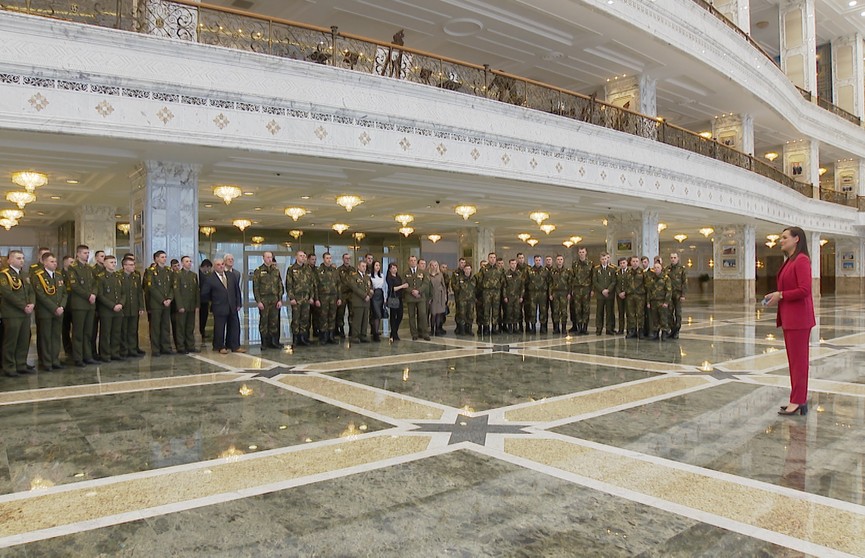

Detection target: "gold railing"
[1, 0, 857, 209]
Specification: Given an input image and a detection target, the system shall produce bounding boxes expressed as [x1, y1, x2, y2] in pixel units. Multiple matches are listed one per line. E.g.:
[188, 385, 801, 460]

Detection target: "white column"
[74, 205, 116, 257]
[807, 231, 821, 298]
[604, 74, 657, 117]
[639, 210, 660, 262]
[711, 113, 754, 155]
[834, 237, 865, 295]
[130, 161, 200, 264]
[833, 158, 864, 198]
[713, 0, 751, 34]
[782, 139, 819, 198]
[780, 0, 817, 94]
[459, 227, 495, 266]
[712, 224, 756, 303]
[830, 34, 864, 118]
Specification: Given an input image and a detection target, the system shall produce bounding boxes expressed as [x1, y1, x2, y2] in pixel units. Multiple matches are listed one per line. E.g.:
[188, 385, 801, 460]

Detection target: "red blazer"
[776, 253, 815, 330]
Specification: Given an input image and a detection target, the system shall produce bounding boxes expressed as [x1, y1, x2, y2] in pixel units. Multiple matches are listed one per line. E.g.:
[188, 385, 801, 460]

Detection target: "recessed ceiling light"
[37, 211, 45, 215]
[254, 207, 262, 211]
[301, 196, 310, 200]
[204, 203, 212, 208]
[115, 214, 121, 218]
[861, 9, 865, 15]
[243, 191, 254, 196]
[50, 195, 61, 200]
[850, 0, 858, 7]
[65, 179, 79, 185]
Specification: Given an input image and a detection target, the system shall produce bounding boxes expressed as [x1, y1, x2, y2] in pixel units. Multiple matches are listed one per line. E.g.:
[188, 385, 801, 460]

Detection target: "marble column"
[712, 224, 756, 303]
[782, 139, 820, 198]
[130, 161, 200, 265]
[779, 0, 817, 94]
[74, 205, 116, 258]
[36, 229, 56, 256]
[834, 158, 865, 198]
[459, 227, 495, 266]
[603, 74, 657, 117]
[639, 210, 660, 262]
[830, 34, 864, 118]
[604, 211, 657, 263]
[712, 0, 751, 34]
[834, 237, 865, 295]
[711, 114, 754, 155]
[807, 231, 821, 298]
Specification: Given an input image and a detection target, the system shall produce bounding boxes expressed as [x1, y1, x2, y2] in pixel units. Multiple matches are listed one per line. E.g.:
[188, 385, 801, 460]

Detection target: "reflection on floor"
[0, 296, 864, 556]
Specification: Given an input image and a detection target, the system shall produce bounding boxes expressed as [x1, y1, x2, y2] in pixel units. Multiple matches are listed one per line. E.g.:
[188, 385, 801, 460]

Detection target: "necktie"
[219, 273, 227, 287]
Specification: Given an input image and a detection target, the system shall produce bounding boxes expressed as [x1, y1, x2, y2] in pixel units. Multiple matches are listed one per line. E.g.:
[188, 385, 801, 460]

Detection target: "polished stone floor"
[0, 295, 864, 556]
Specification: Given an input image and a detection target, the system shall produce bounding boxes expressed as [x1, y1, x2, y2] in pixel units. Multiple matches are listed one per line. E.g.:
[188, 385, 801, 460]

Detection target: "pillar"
[639, 210, 660, 262]
[712, 224, 756, 303]
[36, 229, 56, 257]
[833, 158, 864, 199]
[130, 161, 200, 265]
[74, 205, 116, 258]
[807, 231, 821, 298]
[459, 227, 495, 267]
[712, 0, 751, 34]
[711, 114, 754, 155]
[604, 211, 658, 263]
[834, 237, 865, 295]
[782, 139, 819, 198]
[604, 74, 657, 117]
[830, 34, 864, 118]
[779, 0, 817, 94]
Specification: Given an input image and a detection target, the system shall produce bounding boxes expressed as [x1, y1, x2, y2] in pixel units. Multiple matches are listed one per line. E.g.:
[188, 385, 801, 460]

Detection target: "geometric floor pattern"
[1, 295, 864, 556]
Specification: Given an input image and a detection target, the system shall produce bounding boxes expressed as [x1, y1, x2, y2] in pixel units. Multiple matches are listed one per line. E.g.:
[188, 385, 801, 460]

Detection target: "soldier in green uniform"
[252, 251, 283, 350]
[307, 254, 321, 338]
[475, 252, 504, 335]
[28, 247, 50, 369]
[96, 255, 124, 361]
[61, 255, 74, 357]
[173, 256, 201, 353]
[623, 256, 646, 339]
[68, 245, 98, 367]
[549, 255, 571, 334]
[143, 250, 174, 356]
[285, 250, 317, 347]
[90, 250, 106, 358]
[646, 262, 672, 340]
[452, 262, 477, 335]
[570, 247, 593, 335]
[348, 260, 373, 343]
[335, 253, 354, 338]
[119, 256, 145, 358]
[404, 255, 431, 340]
[615, 257, 628, 334]
[31, 252, 67, 371]
[502, 259, 524, 334]
[593, 252, 617, 335]
[524, 255, 550, 334]
[665, 252, 688, 339]
[168, 258, 182, 351]
[0, 250, 35, 376]
[314, 252, 341, 345]
[513, 253, 528, 332]
[640, 256, 652, 336]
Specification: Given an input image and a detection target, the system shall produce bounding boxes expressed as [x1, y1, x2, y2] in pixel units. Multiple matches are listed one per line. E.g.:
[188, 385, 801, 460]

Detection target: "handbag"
[386, 295, 401, 309]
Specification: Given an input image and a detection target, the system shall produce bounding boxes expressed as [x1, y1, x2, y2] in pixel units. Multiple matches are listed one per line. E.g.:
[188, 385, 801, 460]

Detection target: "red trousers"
[783, 328, 811, 405]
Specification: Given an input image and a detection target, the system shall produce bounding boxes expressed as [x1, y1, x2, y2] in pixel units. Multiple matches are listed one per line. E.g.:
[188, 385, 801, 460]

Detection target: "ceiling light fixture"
[284, 207, 307, 221]
[569, 235, 583, 244]
[657, 222, 667, 233]
[0, 217, 17, 231]
[12, 171, 48, 192]
[562, 240, 574, 248]
[332, 223, 350, 234]
[818, 167, 828, 176]
[454, 204, 477, 220]
[394, 214, 415, 226]
[336, 194, 363, 212]
[0, 209, 24, 221]
[765, 240, 777, 248]
[6, 191, 35, 208]
[517, 233, 532, 242]
[674, 234, 688, 243]
[427, 234, 442, 243]
[232, 219, 252, 231]
[399, 226, 414, 237]
[352, 232, 366, 242]
[764, 152, 779, 162]
[289, 229, 304, 239]
[540, 223, 556, 235]
[819, 239, 829, 246]
[199, 226, 216, 237]
[529, 211, 549, 225]
[251, 236, 265, 244]
[117, 223, 131, 235]
[213, 185, 242, 205]
[699, 131, 712, 139]
[699, 227, 714, 237]
[526, 238, 539, 247]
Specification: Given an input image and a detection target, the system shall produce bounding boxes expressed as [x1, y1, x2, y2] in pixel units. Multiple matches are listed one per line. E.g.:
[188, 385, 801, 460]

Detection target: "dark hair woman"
[386, 263, 409, 341]
[763, 226, 815, 416]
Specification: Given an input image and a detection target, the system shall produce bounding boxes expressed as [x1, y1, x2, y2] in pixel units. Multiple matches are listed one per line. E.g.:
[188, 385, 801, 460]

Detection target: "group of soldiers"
[450, 248, 687, 340]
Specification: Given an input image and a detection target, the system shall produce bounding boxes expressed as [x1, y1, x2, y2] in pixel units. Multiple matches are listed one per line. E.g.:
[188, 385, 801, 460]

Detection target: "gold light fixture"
[517, 233, 532, 242]
[562, 240, 574, 248]
[818, 167, 828, 176]
[709, 258, 714, 267]
[336, 194, 363, 212]
[766, 234, 780, 242]
[526, 238, 539, 247]
[284, 207, 307, 221]
[399, 226, 414, 237]
[199, 226, 216, 237]
[427, 234, 442, 243]
[0, 217, 18, 230]
[332, 223, 350, 234]
[569, 235, 583, 244]
[819, 239, 829, 247]
[540, 223, 556, 235]
[289, 229, 304, 240]
[529, 211, 550, 225]
[673, 234, 688, 243]
[699, 131, 712, 139]
[0, 209, 23, 221]
[352, 232, 366, 242]
[394, 213, 414, 226]
[117, 223, 131, 235]
[12, 171, 48, 192]
[454, 204, 477, 220]
[765, 240, 777, 248]
[232, 218, 252, 231]
[657, 223, 667, 233]
[213, 185, 242, 205]
[251, 236, 265, 244]
[764, 152, 779, 162]
[699, 227, 714, 237]
[6, 191, 35, 208]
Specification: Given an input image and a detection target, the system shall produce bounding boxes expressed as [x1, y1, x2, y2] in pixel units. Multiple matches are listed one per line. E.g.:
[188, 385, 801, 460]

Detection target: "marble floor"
[1, 296, 864, 556]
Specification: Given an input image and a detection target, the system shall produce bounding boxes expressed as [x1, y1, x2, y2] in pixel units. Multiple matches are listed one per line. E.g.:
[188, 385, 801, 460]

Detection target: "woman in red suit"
[764, 226, 815, 416]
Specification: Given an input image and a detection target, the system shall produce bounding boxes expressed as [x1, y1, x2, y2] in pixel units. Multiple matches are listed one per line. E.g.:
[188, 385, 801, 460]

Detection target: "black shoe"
[5, 371, 21, 377]
[84, 358, 99, 364]
[464, 326, 472, 336]
[327, 333, 339, 345]
[553, 324, 560, 334]
[18, 369, 36, 375]
[568, 325, 579, 333]
[625, 330, 637, 339]
[778, 403, 808, 416]
[648, 333, 659, 340]
[336, 328, 346, 339]
[298, 335, 310, 347]
[412, 336, 419, 340]
[74, 361, 86, 368]
[606, 329, 615, 335]
[271, 337, 284, 349]
[436, 328, 446, 335]
[358, 337, 370, 343]
[112, 356, 126, 361]
[423, 336, 431, 341]
[540, 324, 548, 334]
[136, 349, 145, 355]
[595, 330, 602, 336]
[53, 364, 64, 370]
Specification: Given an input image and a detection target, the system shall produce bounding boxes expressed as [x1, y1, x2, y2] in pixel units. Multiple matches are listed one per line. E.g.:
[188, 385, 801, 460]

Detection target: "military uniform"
[60, 265, 73, 356]
[592, 264, 617, 334]
[548, 266, 571, 334]
[96, 270, 124, 360]
[28, 260, 47, 368]
[31, 267, 67, 370]
[120, 268, 145, 357]
[451, 271, 477, 335]
[67, 260, 97, 365]
[615, 266, 628, 334]
[285, 261, 317, 346]
[335, 262, 354, 337]
[476, 264, 504, 334]
[404, 267, 430, 340]
[143, 263, 174, 355]
[0, 267, 35, 375]
[524, 265, 550, 334]
[173, 268, 200, 353]
[502, 268, 524, 333]
[348, 270, 373, 342]
[315, 264, 341, 345]
[91, 262, 106, 357]
[570, 259, 593, 334]
[646, 270, 672, 340]
[623, 267, 646, 338]
[252, 262, 283, 349]
[665, 262, 688, 339]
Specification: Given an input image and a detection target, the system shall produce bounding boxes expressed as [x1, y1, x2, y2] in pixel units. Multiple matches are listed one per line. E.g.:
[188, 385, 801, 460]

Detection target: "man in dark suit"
[200, 258, 245, 354]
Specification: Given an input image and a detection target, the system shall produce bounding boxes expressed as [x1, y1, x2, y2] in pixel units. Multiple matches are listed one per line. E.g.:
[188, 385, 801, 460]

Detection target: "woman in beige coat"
[428, 260, 448, 335]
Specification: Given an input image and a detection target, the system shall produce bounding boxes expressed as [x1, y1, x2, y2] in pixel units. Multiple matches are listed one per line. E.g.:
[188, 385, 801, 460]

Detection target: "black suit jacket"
[201, 270, 241, 316]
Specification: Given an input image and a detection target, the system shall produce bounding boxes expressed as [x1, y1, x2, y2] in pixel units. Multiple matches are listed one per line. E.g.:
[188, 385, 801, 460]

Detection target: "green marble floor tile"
[767, 350, 865, 384]
[548, 337, 779, 366]
[330, 353, 658, 412]
[262, 337, 453, 367]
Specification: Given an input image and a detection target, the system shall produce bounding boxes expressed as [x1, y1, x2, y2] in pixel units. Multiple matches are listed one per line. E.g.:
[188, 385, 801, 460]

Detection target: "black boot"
[518, 323, 524, 333]
[648, 331, 659, 340]
[553, 323, 560, 334]
[372, 332, 381, 342]
[336, 327, 345, 339]
[327, 332, 338, 344]
[298, 334, 310, 346]
[660, 330, 670, 341]
[260, 337, 271, 350]
[561, 323, 568, 335]
[465, 325, 473, 336]
[568, 324, 579, 333]
[625, 329, 636, 339]
[540, 323, 547, 334]
[272, 336, 284, 349]
[670, 328, 680, 339]
[291, 334, 299, 348]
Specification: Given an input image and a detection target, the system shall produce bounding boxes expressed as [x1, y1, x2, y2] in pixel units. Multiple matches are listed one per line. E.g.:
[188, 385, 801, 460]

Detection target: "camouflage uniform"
[451, 271, 477, 335]
[336, 262, 354, 337]
[549, 266, 571, 333]
[502, 268, 524, 333]
[143, 263, 174, 355]
[646, 270, 672, 340]
[592, 264, 617, 334]
[665, 262, 688, 338]
[285, 261, 317, 346]
[623, 267, 646, 338]
[348, 270, 374, 343]
[570, 259, 593, 334]
[91, 262, 107, 357]
[315, 263, 341, 344]
[524, 265, 550, 333]
[252, 262, 283, 349]
[476, 264, 504, 334]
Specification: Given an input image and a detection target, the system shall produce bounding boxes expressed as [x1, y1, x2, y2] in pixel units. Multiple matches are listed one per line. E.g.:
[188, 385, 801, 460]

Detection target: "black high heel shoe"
[778, 404, 808, 416]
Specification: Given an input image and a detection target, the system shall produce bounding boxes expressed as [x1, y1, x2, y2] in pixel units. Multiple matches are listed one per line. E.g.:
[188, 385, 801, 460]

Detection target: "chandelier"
[6, 191, 35, 208]
[232, 218, 252, 231]
[657, 223, 667, 233]
[529, 211, 549, 225]
[213, 185, 242, 205]
[117, 223, 131, 235]
[562, 240, 574, 248]
[12, 171, 48, 192]
[526, 238, 539, 247]
[673, 234, 688, 243]
[539, 224, 556, 235]
[336, 195, 363, 212]
[284, 207, 307, 221]
[764, 152, 779, 162]
[517, 233, 531, 242]
[0, 217, 18, 230]
[352, 232, 366, 242]
[289, 229, 304, 239]
[0, 209, 23, 221]
[454, 204, 477, 220]
[332, 223, 350, 234]
[569, 236, 583, 244]
[200, 226, 216, 237]
[399, 226, 414, 237]
[427, 234, 441, 243]
[251, 236, 265, 245]
[394, 214, 414, 226]
[699, 227, 714, 237]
